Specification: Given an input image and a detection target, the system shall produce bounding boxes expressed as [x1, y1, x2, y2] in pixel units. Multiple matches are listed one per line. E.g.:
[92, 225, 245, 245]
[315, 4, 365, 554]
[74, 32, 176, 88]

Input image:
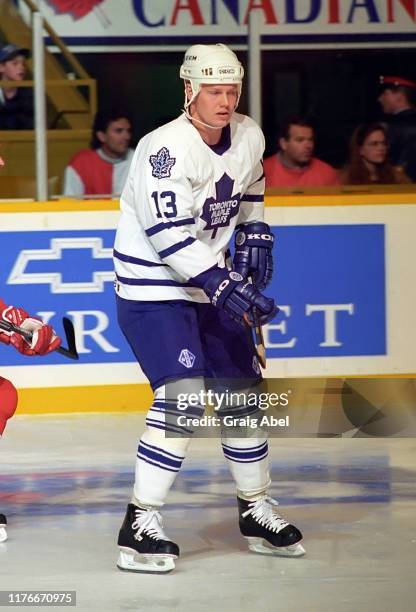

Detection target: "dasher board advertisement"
[35, 1, 416, 51]
[1, 198, 415, 387]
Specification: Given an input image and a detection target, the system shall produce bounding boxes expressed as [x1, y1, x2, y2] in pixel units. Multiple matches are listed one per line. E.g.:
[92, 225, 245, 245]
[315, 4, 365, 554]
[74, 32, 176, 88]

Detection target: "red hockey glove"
[0, 302, 61, 356]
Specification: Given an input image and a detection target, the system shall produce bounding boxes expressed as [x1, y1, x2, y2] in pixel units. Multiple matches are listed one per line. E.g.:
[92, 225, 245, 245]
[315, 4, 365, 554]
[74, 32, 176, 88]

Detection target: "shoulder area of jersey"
[233, 112, 262, 131]
[141, 114, 200, 151]
[140, 115, 204, 168]
[155, 114, 197, 137]
[232, 113, 264, 149]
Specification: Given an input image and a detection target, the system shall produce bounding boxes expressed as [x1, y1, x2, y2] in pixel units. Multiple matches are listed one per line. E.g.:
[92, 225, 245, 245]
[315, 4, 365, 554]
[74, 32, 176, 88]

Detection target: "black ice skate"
[0, 513, 7, 543]
[117, 503, 179, 573]
[238, 495, 305, 557]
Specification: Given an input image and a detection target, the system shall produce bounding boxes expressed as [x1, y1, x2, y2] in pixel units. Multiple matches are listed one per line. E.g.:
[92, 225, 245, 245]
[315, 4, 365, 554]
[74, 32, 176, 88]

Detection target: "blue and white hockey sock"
[221, 437, 271, 497]
[132, 382, 203, 507]
[133, 430, 190, 507]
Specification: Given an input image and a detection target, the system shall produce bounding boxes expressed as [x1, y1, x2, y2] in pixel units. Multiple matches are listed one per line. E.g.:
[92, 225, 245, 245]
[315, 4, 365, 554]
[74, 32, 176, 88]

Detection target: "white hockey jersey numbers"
[114, 113, 266, 302]
[200, 173, 241, 238]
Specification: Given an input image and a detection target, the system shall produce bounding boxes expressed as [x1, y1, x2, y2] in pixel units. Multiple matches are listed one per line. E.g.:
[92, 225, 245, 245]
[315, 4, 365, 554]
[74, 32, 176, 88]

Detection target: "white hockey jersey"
[114, 112, 265, 302]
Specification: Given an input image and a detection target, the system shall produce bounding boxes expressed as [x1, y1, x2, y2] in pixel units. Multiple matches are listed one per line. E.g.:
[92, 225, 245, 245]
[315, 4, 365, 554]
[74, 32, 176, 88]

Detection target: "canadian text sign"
[37, 0, 416, 50]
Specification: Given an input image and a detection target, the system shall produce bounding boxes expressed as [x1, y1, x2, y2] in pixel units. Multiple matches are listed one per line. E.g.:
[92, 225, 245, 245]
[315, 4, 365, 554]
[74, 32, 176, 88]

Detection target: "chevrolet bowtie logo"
[8, 237, 114, 293]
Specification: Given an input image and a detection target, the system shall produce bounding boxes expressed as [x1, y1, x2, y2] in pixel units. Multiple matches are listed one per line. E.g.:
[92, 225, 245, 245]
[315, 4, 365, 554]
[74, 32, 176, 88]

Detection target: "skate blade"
[245, 537, 306, 557]
[117, 547, 176, 574]
[0, 527, 7, 543]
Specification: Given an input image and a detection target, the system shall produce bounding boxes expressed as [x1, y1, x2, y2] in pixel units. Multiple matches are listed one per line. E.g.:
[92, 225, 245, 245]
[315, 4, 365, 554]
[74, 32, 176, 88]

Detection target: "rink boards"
[0, 193, 415, 413]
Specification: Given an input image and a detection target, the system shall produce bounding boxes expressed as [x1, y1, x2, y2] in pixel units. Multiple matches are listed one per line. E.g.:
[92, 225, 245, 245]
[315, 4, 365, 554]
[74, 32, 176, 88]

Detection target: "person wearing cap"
[0, 43, 33, 130]
[378, 75, 416, 182]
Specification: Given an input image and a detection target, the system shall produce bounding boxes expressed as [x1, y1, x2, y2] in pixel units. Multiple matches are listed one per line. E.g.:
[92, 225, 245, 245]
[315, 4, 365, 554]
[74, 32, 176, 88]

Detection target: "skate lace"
[241, 495, 289, 533]
[131, 508, 167, 541]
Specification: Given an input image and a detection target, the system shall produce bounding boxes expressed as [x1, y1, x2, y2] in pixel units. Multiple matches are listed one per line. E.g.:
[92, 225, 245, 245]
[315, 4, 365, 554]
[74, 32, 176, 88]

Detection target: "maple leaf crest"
[201, 173, 241, 238]
[149, 147, 176, 179]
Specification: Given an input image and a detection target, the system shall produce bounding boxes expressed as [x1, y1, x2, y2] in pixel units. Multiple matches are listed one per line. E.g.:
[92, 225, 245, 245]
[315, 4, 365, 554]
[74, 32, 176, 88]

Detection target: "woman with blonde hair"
[340, 122, 411, 185]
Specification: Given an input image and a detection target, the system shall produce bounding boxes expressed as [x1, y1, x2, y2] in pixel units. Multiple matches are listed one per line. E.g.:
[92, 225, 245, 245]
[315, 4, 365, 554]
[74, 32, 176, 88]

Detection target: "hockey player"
[113, 43, 305, 573]
[0, 297, 61, 541]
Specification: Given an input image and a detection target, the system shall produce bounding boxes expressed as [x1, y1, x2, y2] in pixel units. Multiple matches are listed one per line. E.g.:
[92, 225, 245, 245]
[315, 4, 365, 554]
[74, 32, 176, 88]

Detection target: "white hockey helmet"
[180, 43, 244, 110]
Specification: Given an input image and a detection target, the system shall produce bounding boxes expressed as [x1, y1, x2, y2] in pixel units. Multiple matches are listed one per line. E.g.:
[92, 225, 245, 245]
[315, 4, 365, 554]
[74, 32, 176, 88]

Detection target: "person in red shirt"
[0, 297, 60, 542]
[63, 108, 134, 197]
[264, 116, 340, 189]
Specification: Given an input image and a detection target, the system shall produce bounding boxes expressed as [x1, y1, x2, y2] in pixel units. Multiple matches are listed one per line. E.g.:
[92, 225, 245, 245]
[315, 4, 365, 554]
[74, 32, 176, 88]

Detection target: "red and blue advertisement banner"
[35, 1, 416, 51]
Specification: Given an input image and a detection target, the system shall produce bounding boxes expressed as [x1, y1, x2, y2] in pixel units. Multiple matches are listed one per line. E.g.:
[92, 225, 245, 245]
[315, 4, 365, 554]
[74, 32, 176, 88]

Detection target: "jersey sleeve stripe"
[158, 236, 196, 259]
[113, 249, 166, 267]
[145, 218, 195, 237]
[116, 274, 192, 287]
[241, 194, 264, 202]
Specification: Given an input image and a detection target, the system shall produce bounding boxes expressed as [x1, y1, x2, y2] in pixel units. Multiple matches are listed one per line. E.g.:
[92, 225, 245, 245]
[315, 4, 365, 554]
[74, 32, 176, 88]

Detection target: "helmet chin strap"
[182, 108, 223, 130]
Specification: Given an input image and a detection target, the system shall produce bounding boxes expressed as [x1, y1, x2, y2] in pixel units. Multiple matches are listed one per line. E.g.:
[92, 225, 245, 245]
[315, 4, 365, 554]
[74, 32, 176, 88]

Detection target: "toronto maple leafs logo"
[149, 147, 176, 179]
[201, 173, 241, 239]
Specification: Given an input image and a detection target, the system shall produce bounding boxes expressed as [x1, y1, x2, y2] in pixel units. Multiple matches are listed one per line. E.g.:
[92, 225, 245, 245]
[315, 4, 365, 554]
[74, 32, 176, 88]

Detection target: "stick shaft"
[248, 275, 267, 369]
[0, 318, 79, 360]
[252, 309, 266, 369]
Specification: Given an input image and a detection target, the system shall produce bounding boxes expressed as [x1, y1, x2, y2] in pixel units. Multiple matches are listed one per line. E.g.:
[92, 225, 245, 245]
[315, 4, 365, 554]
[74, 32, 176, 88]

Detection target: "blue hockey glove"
[193, 267, 278, 327]
[233, 222, 274, 291]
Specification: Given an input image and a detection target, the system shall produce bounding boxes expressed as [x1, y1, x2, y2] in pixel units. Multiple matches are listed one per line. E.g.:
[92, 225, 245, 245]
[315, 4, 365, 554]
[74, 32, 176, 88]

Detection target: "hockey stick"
[0, 316, 79, 360]
[251, 308, 267, 369]
[243, 277, 267, 369]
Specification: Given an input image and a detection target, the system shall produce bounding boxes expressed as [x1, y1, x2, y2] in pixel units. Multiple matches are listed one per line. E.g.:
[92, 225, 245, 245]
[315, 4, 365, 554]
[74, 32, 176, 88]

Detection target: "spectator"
[340, 123, 410, 185]
[0, 44, 33, 130]
[63, 109, 134, 197]
[263, 116, 339, 188]
[378, 75, 416, 181]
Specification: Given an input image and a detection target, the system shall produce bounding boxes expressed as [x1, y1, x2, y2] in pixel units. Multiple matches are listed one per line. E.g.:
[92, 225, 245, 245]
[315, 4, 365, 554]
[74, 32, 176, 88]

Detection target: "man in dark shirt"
[0, 43, 33, 130]
[378, 75, 416, 182]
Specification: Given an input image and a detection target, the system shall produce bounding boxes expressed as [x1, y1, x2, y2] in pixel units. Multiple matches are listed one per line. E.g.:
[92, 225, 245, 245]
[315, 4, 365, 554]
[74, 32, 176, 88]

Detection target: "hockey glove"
[233, 222, 274, 291]
[194, 267, 278, 327]
[0, 302, 61, 356]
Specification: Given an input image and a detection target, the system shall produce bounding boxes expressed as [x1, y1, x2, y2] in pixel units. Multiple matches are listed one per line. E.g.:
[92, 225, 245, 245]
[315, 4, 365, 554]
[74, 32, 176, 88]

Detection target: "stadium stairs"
[0, 0, 97, 197]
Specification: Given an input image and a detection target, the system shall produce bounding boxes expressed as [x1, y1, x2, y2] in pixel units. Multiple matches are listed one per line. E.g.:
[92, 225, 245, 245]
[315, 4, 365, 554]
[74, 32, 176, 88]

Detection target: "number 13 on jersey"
[151, 191, 177, 218]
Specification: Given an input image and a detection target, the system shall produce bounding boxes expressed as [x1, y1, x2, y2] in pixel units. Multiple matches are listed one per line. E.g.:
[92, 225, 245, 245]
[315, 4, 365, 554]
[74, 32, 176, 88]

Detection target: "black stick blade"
[58, 317, 79, 360]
